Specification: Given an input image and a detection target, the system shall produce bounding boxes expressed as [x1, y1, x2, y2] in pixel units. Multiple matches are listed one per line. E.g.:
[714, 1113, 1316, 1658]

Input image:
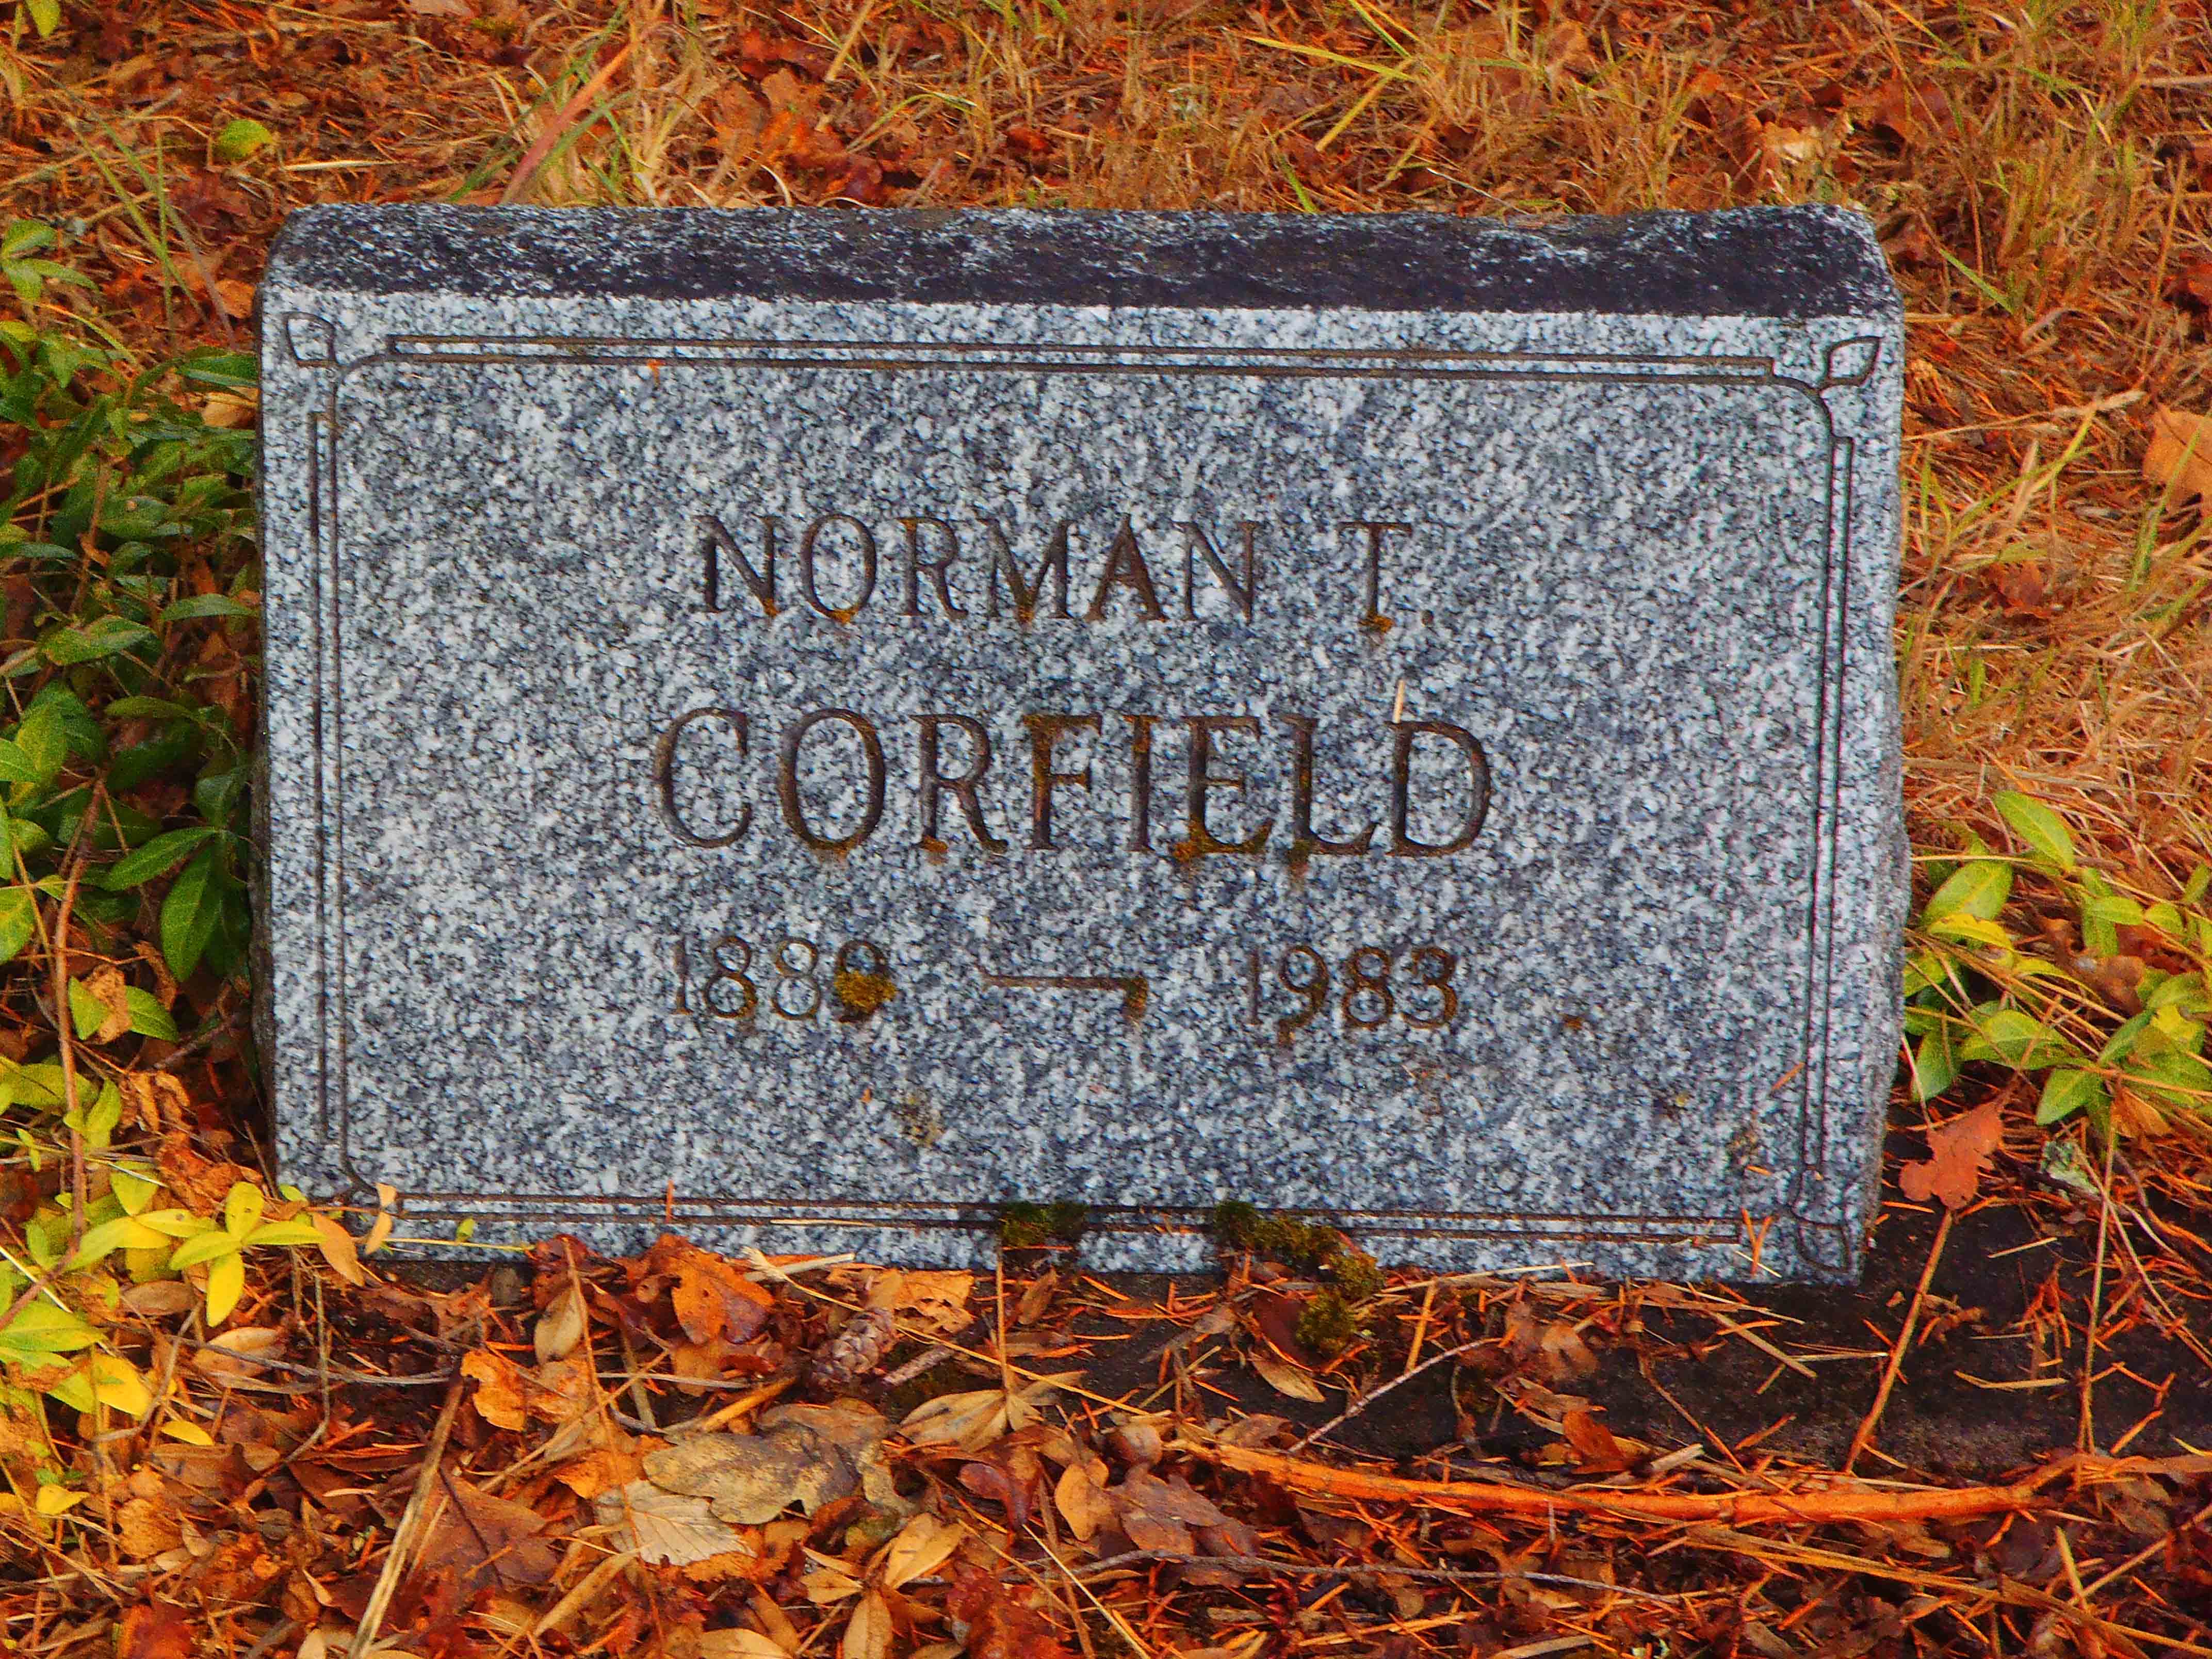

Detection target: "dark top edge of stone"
[264, 206, 1900, 320]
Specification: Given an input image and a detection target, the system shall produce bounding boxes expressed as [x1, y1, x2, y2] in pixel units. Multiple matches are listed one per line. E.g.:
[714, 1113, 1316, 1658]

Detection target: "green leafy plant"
[0, 313, 259, 989]
[1905, 790, 2212, 1135]
[2, 221, 90, 316]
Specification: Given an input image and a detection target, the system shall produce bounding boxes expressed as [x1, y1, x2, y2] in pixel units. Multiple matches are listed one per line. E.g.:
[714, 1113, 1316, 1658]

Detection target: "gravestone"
[256, 205, 1905, 1280]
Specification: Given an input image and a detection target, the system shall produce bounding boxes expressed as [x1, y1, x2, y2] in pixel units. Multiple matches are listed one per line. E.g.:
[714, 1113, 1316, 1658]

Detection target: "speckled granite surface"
[256, 206, 1905, 1280]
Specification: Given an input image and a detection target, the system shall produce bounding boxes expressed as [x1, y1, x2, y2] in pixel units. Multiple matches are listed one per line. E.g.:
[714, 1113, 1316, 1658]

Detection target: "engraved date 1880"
[1248, 943, 1459, 1045]
[674, 934, 893, 1023]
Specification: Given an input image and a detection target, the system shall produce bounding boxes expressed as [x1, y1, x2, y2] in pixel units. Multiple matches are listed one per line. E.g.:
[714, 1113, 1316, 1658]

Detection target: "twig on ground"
[350, 1373, 465, 1659]
[1197, 1438, 2054, 1525]
[1075, 1551, 1689, 1605]
[1844, 1206, 1955, 1474]
[2083, 1132, 2119, 1453]
[1289, 1340, 1483, 1453]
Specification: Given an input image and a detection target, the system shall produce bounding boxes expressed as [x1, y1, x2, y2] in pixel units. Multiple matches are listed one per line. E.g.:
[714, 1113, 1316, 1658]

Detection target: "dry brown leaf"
[119, 1071, 189, 1133]
[698, 1632, 789, 1659]
[416, 1472, 562, 1591]
[759, 68, 806, 112]
[899, 1375, 1070, 1452]
[644, 1402, 890, 1523]
[1120, 1470, 1228, 1529]
[1539, 1321, 1600, 1380]
[1899, 1099, 2006, 1209]
[155, 1132, 252, 1212]
[1248, 1346, 1324, 1403]
[874, 1512, 964, 1590]
[192, 1326, 286, 1382]
[121, 1281, 197, 1318]
[1986, 559, 2053, 619]
[311, 1213, 366, 1286]
[535, 1282, 588, 1361]
[863, 1268, 975, 1335]
[118, 1603, 196, 1659]
[362, 1182, 398, 1256]
[662, 1241, 775, 1345]
[1053, 1460, 1113, 1542]
[117, 1495, 183, 1559]
[555, 1441, 646, 1499]
[82, 966, 132, 1043]
[841, 1589, 892, 1659]
[1562, 1407, 1631, 1475]
[595, 1481, 753, 1566]
[461, 1349, 529, 1431]
[2144, 407, 2212, 508]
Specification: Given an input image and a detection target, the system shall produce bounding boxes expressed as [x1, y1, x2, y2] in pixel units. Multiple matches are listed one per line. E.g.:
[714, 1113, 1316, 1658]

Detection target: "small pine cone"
[810, 1307, 896, 1392]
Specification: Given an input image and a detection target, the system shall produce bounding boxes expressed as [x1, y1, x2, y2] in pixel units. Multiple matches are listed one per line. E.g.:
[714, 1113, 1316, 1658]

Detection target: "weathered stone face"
[257, 206, 1905, 1279]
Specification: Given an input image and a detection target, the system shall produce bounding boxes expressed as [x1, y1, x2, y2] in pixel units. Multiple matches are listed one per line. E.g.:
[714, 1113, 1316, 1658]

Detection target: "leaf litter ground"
[1, 1, 2210, 1655]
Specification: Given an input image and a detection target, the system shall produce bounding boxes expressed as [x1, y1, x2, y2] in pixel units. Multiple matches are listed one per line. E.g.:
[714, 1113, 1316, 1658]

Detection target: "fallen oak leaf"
[1899, 1099, 2006, 1210]
[461, 1348, 529, 1431]
[946, 1564, 1078, 1659]
[1986, 558, 2053, 619]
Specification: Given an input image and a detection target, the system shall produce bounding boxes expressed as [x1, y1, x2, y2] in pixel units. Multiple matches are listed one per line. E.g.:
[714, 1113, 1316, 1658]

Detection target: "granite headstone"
[257, 205, 1905, 1280]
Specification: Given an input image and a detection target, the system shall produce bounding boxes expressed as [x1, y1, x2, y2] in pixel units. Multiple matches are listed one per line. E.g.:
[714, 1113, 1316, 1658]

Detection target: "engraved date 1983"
[1248, 943, 1459, 1045]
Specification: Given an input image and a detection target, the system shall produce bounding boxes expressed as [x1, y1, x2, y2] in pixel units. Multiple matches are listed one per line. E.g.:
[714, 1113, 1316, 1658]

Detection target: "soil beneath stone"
[1071, 1134, 2212, 1478]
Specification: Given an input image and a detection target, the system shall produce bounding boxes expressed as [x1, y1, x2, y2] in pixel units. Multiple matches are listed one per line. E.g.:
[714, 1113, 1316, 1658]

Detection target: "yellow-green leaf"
[1993, 792, 2077, 872]
[223, 1181, 264, 1238]
[0, 1300, 101, 1361]
[34, 1485, 85, 1516]
[134, 1208, 213, 1239]
[110, 1166, 159, 1215]
[66, 978, 105, 1041]
[43, 1352, 154, 1418]
[1925, 913, 2012, 950]
[204, 1251, 245, 1325]
[0, 887, 37, 966]
[1923, 859, 2012, 925]
[79, 1081, 121, 1151]
[68, 1213, 169, 1269]
[169, 1230, 242, 1271]
[240, 1219, 323, 1248]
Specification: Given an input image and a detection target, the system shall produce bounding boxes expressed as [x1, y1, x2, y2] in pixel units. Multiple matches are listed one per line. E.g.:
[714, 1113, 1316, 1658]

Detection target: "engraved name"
[698, 512, 1410, 626]
[654, 708, 1489, 860]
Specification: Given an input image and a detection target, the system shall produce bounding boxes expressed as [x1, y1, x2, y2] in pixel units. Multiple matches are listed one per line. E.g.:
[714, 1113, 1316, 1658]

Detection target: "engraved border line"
[308, 333, 1856, 1262]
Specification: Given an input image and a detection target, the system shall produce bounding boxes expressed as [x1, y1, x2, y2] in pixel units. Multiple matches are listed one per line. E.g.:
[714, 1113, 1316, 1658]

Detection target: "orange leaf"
[118, 1603, 194, 1659]
[462, 1349, 529, 1432]
[1899, 1100, 2005, 1210]
[2144, 407, 2212, 509]
[1562, 1407, 1630, 1475]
